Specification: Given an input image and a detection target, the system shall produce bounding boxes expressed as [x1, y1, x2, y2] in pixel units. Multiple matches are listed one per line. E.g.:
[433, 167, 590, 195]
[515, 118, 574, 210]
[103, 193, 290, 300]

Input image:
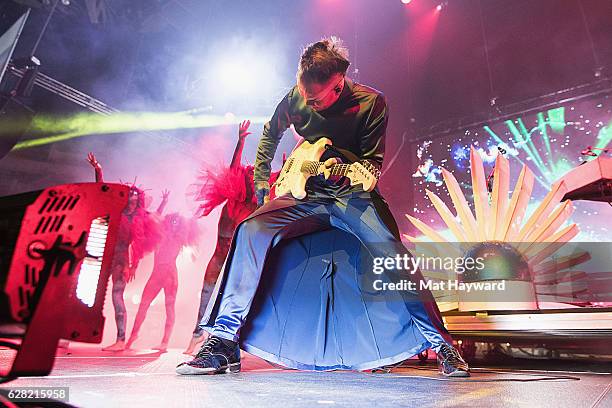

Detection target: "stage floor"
[1, 346, 611, 408]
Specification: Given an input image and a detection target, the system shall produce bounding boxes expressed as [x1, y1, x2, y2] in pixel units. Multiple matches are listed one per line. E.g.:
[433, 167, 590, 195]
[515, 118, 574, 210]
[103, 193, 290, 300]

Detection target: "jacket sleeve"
[254, 90, 293, 183]
[359, 94, 388, 171]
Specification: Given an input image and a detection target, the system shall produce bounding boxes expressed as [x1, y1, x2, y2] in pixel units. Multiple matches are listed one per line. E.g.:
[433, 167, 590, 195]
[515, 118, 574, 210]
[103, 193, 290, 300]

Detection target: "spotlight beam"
[7, 113, 269, 150]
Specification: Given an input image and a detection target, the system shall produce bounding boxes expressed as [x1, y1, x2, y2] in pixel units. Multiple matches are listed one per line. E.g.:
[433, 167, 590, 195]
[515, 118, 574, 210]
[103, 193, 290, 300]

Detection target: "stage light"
[214, 59, 258, 95]
[436, 4, 442, 11]
[401, 0, 412, 4]
[0, 182, 128, 377]
[76, 216, 110, 307]
[198, 38, 285, 110]
[436, 1, 447, 11]
[594, 66, 604, 78]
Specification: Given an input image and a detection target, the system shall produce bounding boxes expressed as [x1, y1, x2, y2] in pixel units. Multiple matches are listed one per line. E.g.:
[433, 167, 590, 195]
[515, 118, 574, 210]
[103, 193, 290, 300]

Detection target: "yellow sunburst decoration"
[404, 147, 579, 312]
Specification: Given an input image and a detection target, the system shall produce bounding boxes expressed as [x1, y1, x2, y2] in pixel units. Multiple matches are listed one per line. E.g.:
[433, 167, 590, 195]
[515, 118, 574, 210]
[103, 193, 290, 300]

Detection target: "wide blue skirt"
[238, 227, 433, 371]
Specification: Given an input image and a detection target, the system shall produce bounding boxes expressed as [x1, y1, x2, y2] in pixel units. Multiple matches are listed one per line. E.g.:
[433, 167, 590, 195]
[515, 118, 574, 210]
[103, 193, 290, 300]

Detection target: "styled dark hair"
[297, 36, 350, 84]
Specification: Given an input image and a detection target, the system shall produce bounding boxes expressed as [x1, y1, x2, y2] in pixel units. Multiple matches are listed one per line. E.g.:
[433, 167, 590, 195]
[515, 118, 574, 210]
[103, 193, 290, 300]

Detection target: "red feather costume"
[194, 164, 257, 227]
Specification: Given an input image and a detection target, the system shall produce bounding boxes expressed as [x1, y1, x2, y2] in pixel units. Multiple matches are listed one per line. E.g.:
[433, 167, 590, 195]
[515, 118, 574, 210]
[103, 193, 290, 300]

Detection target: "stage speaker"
[0, 182, 128, 378]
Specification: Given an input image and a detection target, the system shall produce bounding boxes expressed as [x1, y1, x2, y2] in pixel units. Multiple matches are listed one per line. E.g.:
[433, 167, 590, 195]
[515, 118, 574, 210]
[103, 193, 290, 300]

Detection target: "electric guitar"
[273, 138, 381, 199]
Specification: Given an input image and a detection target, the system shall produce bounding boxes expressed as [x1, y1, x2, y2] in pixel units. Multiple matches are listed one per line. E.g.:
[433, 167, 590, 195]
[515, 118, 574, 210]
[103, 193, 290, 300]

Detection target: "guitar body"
[274, 138, 331, 199]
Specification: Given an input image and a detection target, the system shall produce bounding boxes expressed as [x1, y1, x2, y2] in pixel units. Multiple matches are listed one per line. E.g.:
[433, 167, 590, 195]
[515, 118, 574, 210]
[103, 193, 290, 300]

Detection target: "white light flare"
[76, 216, 109, 307]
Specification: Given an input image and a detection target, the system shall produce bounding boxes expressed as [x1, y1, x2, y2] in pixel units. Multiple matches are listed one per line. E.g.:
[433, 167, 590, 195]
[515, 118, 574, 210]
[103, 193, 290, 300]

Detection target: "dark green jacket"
[254, 79, 388, 192]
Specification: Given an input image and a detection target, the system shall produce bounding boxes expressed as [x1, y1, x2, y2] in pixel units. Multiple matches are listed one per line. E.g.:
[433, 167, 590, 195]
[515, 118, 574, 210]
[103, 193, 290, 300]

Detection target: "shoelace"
[195, 337, 222, 359]
[440, 344, 465, 366]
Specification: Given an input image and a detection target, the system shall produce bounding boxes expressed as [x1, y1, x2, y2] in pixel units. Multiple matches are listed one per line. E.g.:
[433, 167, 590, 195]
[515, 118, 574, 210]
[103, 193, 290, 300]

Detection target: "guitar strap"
[324, 144, 360, 164]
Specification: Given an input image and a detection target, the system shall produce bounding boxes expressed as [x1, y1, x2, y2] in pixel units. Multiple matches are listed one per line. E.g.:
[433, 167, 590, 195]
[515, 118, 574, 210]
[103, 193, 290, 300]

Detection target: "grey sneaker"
[437, 343, 470, 377]
[176, 336, 240, 375]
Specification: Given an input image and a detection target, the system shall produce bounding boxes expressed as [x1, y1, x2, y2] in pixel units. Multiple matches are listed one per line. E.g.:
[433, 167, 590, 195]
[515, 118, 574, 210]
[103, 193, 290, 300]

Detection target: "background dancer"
[126, 190, 200, 351]
[87, 152, 161, 351]
[184, 120, 262, 354]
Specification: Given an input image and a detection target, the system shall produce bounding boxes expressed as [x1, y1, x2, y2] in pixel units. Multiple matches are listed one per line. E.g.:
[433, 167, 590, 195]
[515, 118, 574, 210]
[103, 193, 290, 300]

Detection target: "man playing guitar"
[177, 37, 469, 377]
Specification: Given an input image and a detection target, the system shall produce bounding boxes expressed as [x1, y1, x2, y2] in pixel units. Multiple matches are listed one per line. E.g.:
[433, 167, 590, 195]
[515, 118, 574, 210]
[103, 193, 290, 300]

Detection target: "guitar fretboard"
[300, 161, 352, 176]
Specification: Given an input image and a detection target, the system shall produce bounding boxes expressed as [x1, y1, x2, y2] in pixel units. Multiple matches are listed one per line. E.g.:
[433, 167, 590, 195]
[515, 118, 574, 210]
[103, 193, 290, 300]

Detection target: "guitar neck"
[301, 161, 351, 177]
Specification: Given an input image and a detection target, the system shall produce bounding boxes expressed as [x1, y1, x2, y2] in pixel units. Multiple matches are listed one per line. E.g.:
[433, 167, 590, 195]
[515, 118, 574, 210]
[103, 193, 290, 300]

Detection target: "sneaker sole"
[442, 370, 470, 378]
[176, 362, 241, 375]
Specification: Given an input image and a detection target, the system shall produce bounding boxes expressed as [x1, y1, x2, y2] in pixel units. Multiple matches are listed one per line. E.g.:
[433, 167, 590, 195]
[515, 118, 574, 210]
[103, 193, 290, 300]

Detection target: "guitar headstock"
[348, 161, 380, 192]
